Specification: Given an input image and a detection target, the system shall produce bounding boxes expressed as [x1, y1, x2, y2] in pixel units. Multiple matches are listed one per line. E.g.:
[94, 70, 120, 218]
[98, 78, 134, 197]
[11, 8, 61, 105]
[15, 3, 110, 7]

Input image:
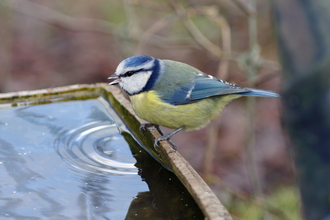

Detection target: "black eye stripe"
[121, 68, 150, 78]
[122, 71, 136, 77]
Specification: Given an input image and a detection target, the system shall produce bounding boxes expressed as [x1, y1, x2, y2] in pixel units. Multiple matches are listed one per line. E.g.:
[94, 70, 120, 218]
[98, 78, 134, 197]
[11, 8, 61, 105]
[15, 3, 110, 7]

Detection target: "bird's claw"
[139, 123, 164, 135]
[139, 123, 155, 134]
[140, 124, 183, 152]
[154, 136, 177, 152]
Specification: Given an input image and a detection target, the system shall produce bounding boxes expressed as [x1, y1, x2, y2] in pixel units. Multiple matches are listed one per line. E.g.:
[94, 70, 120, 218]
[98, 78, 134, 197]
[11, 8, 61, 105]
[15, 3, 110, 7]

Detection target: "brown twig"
[135, 14, 180, 55]
[243, 0, 269, 218]
[230, 0, 256, 16]
[10, 0, 116, 34]
[169, 2, 223, 57]
[204, 7, 231, 79]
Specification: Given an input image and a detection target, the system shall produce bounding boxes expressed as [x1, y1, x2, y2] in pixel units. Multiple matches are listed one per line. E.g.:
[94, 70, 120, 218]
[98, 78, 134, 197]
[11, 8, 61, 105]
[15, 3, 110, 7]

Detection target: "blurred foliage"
[228, 187, 300, 220]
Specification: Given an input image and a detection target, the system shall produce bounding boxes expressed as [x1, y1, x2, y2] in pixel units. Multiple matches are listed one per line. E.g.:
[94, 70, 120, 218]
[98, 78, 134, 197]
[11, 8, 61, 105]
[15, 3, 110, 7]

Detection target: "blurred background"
[0, 0, 297, 219]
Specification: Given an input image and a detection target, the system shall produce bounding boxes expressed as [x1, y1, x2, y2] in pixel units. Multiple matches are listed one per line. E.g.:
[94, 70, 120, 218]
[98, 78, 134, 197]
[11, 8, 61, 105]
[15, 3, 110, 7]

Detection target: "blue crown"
[124, 55, 153, 67]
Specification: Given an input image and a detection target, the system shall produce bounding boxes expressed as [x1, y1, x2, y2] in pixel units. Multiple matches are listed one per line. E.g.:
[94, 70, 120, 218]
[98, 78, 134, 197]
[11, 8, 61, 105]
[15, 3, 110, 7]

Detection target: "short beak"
[108, 73, 120, 85]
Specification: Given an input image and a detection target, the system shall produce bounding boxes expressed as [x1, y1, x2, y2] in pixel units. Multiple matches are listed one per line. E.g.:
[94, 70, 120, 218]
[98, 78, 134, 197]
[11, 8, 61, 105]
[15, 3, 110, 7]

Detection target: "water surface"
[0, 95, 204, 219]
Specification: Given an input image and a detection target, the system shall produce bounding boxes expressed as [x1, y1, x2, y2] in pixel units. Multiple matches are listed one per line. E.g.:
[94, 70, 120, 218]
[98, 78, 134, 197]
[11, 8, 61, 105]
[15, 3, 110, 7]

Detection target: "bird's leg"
[154, 126, 185, 151]
[139, 123, 164, 135]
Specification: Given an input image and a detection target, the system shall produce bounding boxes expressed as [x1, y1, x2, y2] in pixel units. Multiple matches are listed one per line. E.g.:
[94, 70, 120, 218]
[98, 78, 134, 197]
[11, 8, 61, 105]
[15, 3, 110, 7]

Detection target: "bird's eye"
[123, 71, 135, 77]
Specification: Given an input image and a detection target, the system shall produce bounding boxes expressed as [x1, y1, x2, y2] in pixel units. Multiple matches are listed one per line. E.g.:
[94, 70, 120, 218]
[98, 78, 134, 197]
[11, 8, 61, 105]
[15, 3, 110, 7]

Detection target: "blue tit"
[108, 55, 279, 151]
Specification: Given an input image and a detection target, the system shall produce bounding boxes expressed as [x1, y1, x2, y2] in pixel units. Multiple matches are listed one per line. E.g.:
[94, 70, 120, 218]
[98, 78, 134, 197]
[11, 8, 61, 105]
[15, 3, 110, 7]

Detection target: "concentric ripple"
[55, 121, 138, 175]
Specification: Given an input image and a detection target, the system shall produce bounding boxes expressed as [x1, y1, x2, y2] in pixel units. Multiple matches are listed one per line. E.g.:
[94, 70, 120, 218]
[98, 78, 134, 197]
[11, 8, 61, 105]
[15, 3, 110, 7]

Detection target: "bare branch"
[230, 0, 256, 16]
[10, 0, 116, 34]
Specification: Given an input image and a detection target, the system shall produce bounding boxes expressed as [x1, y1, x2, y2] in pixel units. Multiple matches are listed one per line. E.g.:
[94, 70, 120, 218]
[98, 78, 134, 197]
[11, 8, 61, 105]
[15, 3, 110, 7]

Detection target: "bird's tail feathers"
[240, 88, 280, 98]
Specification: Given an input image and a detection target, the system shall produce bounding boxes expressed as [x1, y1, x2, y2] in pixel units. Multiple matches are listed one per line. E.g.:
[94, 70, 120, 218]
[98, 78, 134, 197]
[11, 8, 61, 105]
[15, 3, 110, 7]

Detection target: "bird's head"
[109, 55, 163, 95]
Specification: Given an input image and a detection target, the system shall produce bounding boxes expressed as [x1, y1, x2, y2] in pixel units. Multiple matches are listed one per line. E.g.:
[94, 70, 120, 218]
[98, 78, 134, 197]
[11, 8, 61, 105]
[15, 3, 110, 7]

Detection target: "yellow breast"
[130, 91, 240, 130]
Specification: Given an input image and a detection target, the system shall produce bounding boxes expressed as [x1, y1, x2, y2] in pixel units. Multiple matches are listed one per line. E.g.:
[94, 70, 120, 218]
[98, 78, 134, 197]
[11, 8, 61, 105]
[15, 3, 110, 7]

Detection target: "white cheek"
[116, 62, 125, 74]
[120, 71, 152, 95]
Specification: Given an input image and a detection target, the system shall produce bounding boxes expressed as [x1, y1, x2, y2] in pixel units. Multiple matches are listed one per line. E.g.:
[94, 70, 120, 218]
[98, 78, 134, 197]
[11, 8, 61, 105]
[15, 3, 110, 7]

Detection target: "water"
[0, 95, 204, 219]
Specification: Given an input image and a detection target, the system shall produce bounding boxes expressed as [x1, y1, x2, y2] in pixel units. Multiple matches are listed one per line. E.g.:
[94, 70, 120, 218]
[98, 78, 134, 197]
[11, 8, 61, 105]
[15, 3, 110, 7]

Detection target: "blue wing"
[161, 73, 251, 105]
[239, 88, 280, 98]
